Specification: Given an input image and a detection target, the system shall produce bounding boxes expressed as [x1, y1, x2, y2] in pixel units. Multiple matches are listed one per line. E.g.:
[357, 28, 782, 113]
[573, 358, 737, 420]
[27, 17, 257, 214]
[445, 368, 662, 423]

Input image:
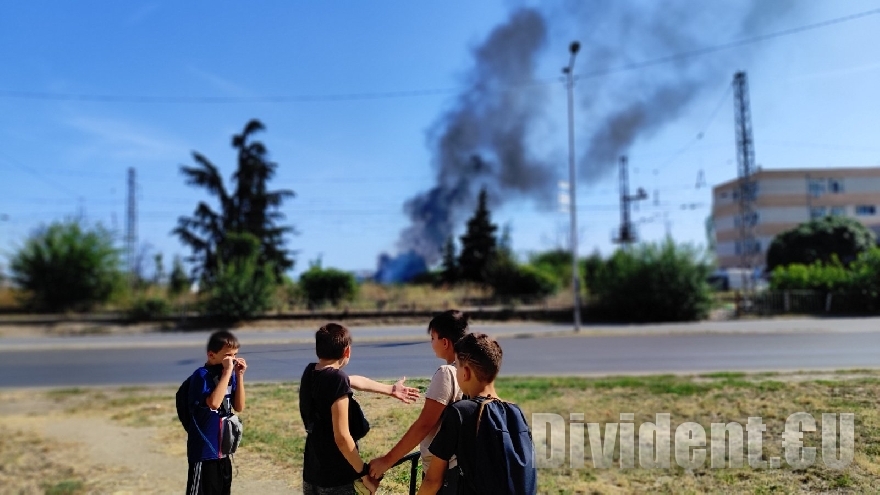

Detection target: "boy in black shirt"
[299, 322, 420, 494]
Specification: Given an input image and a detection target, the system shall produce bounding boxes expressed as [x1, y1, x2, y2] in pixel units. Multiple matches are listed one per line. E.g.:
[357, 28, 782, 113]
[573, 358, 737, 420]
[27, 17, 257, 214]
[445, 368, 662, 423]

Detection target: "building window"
[809, 179, 825, 198]
[830, 206, 846, 216]
[810, 207, 827, 219]
[828, 179, 844, 193]
[855, 205, 877, 216]
[734, 240, 762, 256]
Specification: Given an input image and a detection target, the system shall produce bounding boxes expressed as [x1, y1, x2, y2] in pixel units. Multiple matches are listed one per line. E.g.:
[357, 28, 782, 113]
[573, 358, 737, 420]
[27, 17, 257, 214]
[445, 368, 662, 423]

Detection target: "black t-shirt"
[428, 399, 482, 495]
[299, 363, 359, 487]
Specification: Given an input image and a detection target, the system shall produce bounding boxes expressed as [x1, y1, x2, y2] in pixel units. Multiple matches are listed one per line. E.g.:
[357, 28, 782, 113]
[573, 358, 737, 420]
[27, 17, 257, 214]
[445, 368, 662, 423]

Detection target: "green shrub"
[10, 219, 124, 311]
[127, 297, 171, 321]
[299, 266, 358, 307]
[527, 249, 572, 288]
[204, 232, 277, 321]
[488, 258, 558, 299]
[770, 248, 880, 313]
[592, 240, 713, 322]
[766, 215, 876, 272]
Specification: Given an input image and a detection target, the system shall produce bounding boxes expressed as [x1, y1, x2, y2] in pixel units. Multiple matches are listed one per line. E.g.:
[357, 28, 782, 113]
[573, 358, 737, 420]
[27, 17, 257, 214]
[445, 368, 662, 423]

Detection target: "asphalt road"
[3, 329, 880, 388]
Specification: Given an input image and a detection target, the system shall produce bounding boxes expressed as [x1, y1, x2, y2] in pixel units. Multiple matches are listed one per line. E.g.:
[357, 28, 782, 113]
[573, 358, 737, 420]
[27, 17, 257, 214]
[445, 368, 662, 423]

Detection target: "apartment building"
[712, 167, 880, 270]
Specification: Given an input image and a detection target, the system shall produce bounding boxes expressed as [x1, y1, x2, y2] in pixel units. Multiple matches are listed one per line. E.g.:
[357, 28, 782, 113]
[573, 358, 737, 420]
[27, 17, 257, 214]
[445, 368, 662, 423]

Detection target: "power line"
[0, 8, 877, 104]
[575, 8, 880, 79]
[0, 151, 82, 199]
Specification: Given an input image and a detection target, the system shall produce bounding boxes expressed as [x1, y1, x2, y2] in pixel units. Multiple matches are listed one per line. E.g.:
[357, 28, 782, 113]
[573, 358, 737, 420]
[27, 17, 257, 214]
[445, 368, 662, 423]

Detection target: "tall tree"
[168, 255, 191, 296]
[173, 119, 295, 283]
[458, 188, 498, 283]
[440, 236, 459, 284]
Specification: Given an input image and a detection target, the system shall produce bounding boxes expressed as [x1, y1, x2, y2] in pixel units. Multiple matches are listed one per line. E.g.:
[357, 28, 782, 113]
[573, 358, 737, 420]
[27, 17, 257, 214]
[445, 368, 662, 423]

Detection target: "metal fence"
[738, 290, 858, 316]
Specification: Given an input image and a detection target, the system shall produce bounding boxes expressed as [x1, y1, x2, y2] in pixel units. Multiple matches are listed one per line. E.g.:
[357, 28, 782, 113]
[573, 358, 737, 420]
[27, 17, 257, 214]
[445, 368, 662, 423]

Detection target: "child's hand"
[355, 474, 379, 494]
[234, 357, 248, 375]
[222, 356, 236, 371]
[368, 455, 392, 480]
[391, 377, 420, 404]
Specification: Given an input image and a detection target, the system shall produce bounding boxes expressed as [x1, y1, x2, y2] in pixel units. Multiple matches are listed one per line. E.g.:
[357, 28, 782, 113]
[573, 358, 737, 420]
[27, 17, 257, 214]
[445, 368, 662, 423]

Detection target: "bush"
[128, 296, 171, 321]
[299, 266, 358, 307]
[9, 220, 124, 311]
[766, 216, 876, 272]
[591, 240, 713, 322]
[769, 248, 880, 314]
[203, 232, 276, 321]
[487, 258, 558, 300]
[527, 249, 572, 288]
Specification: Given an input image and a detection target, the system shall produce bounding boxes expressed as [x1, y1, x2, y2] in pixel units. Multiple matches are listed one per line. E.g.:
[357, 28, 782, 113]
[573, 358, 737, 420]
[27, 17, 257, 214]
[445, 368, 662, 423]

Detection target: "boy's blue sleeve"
[188, 368, 211, 407]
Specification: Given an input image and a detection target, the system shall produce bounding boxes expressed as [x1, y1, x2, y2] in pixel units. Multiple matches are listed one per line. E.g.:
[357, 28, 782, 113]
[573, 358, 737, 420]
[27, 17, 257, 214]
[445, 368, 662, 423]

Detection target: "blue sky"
[2, 1, 879, 279]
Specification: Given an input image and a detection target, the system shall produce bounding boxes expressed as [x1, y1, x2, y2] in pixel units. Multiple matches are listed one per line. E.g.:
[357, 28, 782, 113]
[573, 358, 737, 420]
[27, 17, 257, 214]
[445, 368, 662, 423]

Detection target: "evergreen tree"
[441, 236, 459, 284]
[168, 256, 191, 295]
[458, 188, 498, 283]
[173, 119, 294, 284]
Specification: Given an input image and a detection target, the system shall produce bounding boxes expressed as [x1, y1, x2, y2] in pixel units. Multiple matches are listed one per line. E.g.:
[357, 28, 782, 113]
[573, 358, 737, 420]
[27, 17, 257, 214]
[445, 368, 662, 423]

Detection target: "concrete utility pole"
[125, 167, 137, 278]
[562, 41, 581, 332]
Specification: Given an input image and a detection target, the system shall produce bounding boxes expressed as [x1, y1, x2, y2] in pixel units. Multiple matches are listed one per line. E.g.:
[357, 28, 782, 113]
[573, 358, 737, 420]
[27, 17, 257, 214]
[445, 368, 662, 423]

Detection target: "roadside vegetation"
[4, 371, 879, 493]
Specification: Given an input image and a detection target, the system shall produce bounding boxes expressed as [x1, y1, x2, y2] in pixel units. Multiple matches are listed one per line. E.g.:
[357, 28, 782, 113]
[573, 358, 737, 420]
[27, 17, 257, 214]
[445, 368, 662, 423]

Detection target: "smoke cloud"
[378, 0, 796, 280]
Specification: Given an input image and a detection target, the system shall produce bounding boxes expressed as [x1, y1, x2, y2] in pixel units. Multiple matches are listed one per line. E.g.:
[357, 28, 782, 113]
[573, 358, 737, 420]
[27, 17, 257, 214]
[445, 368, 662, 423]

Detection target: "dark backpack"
[466, 397, 537, 495]
[175, 374, 194, 432]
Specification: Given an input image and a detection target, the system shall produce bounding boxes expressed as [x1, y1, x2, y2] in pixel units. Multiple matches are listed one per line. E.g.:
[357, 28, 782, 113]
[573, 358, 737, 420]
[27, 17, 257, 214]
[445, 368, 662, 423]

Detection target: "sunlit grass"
[17, 370, 880, 493]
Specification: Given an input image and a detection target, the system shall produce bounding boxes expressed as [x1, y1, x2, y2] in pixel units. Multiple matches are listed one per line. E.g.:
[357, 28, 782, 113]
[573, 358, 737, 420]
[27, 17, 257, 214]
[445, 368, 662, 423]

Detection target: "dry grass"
[5, 372, 880, 493]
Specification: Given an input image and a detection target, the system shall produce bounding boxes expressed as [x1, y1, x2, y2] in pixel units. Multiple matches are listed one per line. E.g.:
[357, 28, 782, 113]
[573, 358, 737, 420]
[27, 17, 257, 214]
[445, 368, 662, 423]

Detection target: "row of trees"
[5, 118, 724, 322]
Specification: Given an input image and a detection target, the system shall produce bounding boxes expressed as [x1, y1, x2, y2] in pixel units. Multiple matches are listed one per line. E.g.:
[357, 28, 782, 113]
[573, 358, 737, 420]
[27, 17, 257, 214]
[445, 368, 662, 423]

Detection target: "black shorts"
[187, 457, 232, 495]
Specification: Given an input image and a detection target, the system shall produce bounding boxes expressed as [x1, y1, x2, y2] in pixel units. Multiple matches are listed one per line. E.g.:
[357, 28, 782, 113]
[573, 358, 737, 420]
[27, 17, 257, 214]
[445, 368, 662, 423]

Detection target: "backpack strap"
[474, 396, 506, 436]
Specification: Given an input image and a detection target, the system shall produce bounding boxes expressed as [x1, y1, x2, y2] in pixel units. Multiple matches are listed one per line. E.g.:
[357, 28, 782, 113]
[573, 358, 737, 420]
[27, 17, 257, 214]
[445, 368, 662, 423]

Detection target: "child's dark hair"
[207, 330, 240, 353]
[454, 333, 502, 383]
[427, 309, 469, 343]
[315, 322, 352, 360]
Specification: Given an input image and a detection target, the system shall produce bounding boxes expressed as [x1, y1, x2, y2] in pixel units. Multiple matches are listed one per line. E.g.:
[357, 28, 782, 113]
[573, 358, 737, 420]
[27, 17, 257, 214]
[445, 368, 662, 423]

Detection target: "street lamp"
[563, 41, 581, 332]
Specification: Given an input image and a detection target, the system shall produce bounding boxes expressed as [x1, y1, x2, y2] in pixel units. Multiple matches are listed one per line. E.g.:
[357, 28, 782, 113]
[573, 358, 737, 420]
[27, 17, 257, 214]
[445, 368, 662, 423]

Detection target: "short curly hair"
[454, 333, 503, 383]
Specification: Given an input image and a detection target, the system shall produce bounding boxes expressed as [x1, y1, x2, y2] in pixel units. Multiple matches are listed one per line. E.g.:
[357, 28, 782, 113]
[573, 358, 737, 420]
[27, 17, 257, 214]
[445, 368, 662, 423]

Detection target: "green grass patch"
[30, 370, 880, 493]
[42, 479, 85, 495]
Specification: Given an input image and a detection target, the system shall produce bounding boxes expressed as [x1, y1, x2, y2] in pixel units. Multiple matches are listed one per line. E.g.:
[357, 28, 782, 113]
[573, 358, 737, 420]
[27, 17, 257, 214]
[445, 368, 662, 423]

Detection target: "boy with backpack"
[368, 310, 469, 493]
[418, 333, 537, 495]
[179, 330, 247, 495]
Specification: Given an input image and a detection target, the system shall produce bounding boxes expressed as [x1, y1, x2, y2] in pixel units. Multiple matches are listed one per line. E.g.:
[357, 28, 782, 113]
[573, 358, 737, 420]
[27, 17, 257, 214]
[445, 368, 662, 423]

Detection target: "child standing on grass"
[418, 333, 537, 495]
[299, 322, 420, 494]
[368, 310, 469, 493]
[184, 330, 247, 495]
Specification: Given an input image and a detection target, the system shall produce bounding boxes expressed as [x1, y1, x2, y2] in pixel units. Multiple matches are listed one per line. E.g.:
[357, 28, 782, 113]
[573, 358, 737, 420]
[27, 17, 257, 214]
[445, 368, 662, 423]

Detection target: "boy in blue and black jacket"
[184, 330, 247, 495]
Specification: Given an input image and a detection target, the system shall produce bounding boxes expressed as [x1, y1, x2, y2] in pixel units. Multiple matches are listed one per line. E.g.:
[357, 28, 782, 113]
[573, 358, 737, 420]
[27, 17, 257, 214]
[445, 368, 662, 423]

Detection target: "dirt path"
[2, 390, 301, 494]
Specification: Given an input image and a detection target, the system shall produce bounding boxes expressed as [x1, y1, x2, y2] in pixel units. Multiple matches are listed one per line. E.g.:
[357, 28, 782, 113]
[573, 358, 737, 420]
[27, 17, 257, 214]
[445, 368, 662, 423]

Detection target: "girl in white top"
[368, 310, 469, 492]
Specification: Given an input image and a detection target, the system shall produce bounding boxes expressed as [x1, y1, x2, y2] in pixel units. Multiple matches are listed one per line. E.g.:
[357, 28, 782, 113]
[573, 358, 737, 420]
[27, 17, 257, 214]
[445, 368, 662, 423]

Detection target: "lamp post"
[563, 41, 581, 332]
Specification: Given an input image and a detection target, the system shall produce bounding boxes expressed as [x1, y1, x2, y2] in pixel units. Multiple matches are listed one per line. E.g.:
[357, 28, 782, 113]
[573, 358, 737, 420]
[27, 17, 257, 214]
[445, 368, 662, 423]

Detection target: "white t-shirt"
[419, 364, 462, 471]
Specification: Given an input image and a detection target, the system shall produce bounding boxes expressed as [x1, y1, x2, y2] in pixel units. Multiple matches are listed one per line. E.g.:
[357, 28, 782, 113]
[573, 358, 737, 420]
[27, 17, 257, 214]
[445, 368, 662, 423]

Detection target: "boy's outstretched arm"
[349, 375, 420, 403]
[369, 398, 446, 478]
[233, 357, 247, 412]
[416, 457, 447, 495]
